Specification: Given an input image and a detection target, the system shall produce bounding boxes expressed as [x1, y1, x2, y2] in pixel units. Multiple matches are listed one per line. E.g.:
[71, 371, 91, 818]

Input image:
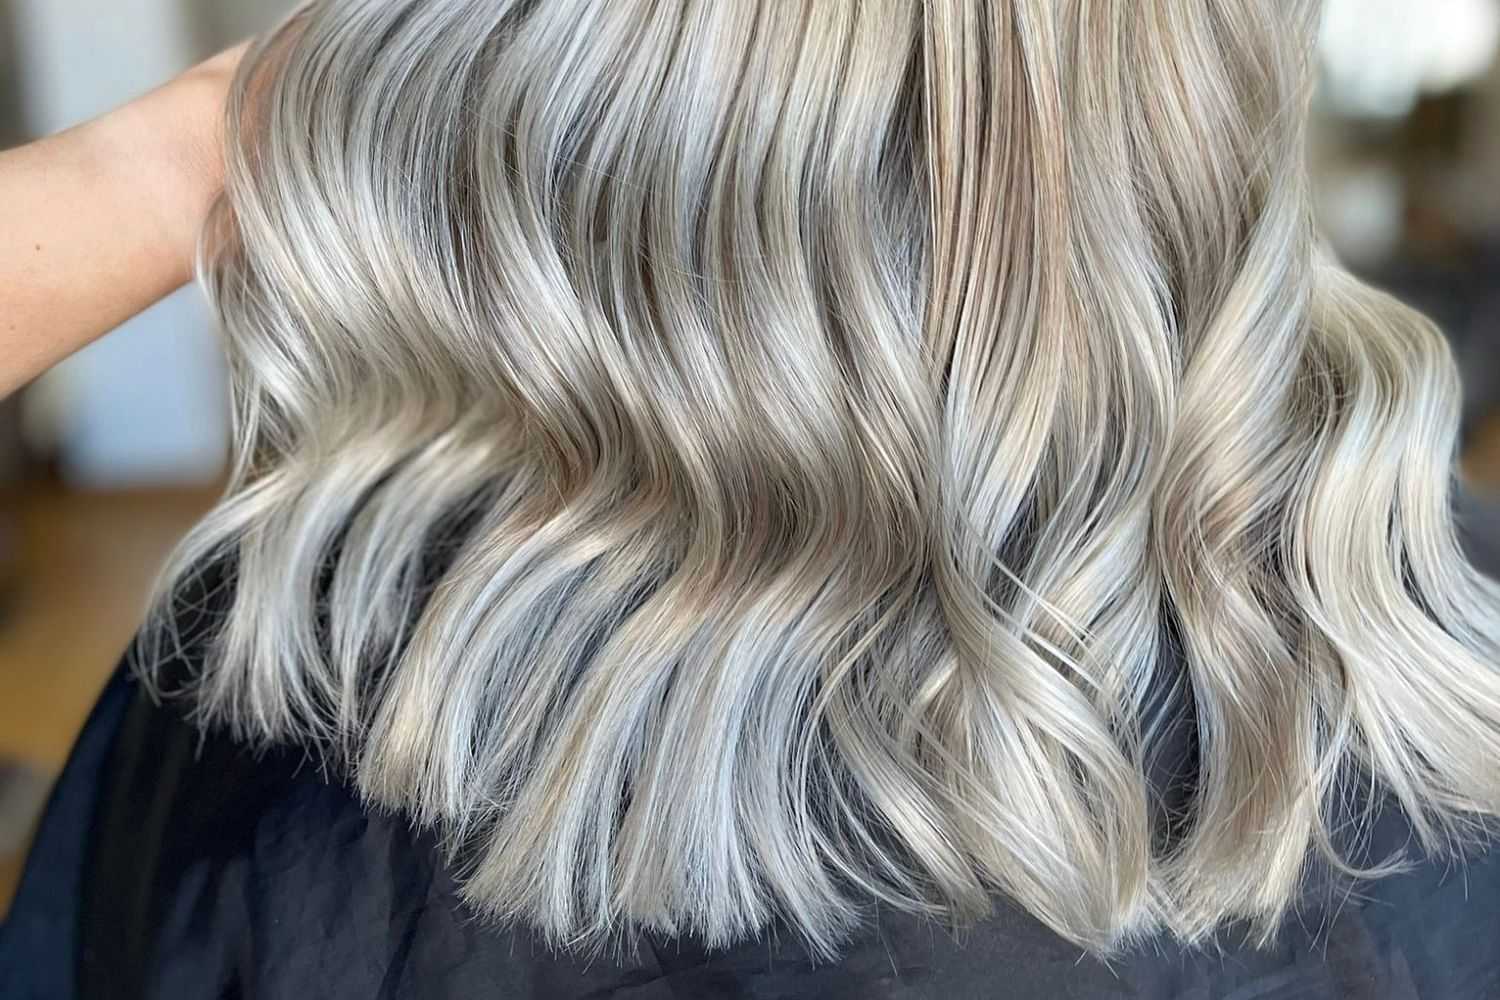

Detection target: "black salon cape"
[3, 655, 1500, 998]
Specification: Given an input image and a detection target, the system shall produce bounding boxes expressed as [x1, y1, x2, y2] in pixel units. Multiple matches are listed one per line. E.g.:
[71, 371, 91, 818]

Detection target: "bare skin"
[0, 44, 246, 400]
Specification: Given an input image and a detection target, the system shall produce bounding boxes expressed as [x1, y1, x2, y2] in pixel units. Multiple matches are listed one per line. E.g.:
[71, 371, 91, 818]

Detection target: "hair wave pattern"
[143, 0, 1500, 957]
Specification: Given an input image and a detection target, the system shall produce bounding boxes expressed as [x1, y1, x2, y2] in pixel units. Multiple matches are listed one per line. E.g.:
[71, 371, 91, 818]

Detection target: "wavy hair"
[142, 0, 1500, 957]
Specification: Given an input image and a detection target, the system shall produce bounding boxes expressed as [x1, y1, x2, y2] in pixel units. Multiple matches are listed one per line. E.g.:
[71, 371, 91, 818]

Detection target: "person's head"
[147, 0, 1500, 957]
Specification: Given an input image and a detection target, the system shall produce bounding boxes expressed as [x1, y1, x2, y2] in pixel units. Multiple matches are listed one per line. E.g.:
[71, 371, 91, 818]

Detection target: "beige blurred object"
[0, 485, 217, 915]
[0, 487, 216, 767]
[1467, 414, 1500, 493]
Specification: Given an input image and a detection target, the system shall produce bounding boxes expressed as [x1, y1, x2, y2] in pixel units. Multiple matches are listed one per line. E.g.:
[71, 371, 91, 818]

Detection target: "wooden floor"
[0, 485, 218, 915]
[0, 417, 1498, 919]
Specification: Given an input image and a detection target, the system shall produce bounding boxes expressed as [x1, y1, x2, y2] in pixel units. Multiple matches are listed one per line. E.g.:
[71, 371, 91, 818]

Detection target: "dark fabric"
[4, 539, 1500, 1000]
[0, 665, 132, 1000]
[2, 665, 1498, 998]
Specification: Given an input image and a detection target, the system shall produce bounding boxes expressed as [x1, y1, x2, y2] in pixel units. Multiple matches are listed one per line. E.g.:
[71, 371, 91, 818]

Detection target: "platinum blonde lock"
[142, 0, 1500, 958]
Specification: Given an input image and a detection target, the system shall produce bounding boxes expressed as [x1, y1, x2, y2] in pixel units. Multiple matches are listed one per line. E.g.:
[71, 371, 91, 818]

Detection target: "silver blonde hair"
[143, 0, 1500, 958]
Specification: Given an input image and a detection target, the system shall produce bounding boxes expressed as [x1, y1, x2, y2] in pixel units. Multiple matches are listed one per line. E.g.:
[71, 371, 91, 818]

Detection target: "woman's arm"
[0, 45, 244, 400]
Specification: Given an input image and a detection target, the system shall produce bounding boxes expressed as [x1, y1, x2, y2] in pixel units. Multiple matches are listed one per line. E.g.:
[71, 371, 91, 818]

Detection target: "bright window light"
[1320, 0, 1500, 117]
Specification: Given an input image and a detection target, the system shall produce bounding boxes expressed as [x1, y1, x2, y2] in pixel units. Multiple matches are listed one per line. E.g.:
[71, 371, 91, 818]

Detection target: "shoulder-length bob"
[143, 0, 1500, 958]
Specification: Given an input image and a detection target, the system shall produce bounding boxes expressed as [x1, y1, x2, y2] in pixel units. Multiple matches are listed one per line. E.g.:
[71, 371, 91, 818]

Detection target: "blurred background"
[0, 0, 300, 911]
[1, 0, 1499, 914]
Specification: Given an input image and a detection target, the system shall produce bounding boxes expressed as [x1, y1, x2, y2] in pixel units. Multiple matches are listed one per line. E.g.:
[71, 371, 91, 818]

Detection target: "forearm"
[0, 49, 237, 400]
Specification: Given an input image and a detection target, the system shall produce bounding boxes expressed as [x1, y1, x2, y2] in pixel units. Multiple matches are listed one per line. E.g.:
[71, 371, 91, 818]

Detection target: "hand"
[88, 42, 250, 283]
[0, 43, 248, 399]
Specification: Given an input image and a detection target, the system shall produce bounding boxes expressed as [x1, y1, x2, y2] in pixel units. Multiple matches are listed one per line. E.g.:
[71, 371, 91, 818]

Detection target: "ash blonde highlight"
[142, 0, 1500, 958]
